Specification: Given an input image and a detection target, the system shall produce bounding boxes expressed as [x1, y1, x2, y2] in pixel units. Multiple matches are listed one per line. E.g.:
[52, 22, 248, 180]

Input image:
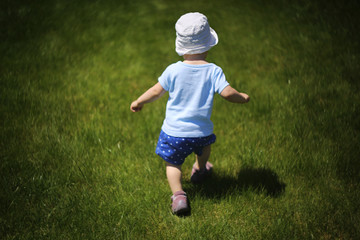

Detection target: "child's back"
[159, 61, 229, 137]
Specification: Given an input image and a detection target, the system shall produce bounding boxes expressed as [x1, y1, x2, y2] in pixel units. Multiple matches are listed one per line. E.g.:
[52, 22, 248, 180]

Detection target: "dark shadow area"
[176, 207, 192, 218]
[184, 167, 286, 199]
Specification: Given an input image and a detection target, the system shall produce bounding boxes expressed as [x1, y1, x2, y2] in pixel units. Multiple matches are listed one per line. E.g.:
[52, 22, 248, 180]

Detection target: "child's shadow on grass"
[185, 167, 286, 199]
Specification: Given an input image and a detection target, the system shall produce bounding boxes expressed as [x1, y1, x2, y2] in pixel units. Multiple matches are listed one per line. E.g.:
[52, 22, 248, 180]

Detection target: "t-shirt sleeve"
[158, 66, 170, 91]
[214, 67, 229, 94]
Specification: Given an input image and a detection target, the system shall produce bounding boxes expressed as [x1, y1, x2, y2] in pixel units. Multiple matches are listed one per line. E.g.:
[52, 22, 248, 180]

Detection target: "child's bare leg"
[165, 162, 183, 194]
[195, 145, 211, 170]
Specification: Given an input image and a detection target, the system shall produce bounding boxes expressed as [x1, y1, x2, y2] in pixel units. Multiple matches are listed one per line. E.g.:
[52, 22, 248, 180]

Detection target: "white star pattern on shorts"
[156, 131, 216, 166]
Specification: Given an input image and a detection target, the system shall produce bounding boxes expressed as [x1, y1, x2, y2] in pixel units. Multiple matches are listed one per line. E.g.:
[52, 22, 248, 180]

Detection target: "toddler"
[130, 12, 249, 215]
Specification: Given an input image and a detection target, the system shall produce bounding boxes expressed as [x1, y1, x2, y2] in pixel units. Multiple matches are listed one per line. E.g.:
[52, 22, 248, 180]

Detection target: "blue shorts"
[155, 130, 216, 165]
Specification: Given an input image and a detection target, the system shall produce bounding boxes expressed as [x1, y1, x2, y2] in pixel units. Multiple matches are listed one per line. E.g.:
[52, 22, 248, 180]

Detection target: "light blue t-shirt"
[158, 61, 229, 137]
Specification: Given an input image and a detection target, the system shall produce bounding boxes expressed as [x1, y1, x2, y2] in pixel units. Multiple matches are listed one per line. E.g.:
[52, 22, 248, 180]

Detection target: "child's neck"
[183, 52, 209, 65]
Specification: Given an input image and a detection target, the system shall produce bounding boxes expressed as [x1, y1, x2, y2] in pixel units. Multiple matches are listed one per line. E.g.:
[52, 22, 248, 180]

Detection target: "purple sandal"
[171, 191, 190, 215]
[190, 162, 213, 184]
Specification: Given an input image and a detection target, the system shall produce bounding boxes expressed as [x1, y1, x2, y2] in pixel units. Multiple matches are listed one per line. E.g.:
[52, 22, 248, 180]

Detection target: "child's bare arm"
[130, 82, 166, 112]
[220, 85, 250, 103]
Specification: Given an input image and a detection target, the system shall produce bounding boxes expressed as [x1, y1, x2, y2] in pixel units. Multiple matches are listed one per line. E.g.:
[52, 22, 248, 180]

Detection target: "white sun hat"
[175, 12, 218, 56]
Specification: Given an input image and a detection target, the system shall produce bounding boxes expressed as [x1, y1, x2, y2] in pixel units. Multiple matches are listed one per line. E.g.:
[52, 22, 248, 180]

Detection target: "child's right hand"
[130, 100, 143, 112]
[220, 86, 250, 103]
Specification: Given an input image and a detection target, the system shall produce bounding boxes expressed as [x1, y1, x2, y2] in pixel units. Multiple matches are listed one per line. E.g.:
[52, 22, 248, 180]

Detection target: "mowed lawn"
[1, 0, 359, 239]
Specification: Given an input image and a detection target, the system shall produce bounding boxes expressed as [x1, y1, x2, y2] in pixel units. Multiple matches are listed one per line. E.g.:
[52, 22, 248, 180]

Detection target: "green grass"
[1, 0, 359, 239]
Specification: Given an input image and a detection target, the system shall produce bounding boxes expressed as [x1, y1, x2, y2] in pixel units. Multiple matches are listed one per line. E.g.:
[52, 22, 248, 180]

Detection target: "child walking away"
[130, 12, 249, 216]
